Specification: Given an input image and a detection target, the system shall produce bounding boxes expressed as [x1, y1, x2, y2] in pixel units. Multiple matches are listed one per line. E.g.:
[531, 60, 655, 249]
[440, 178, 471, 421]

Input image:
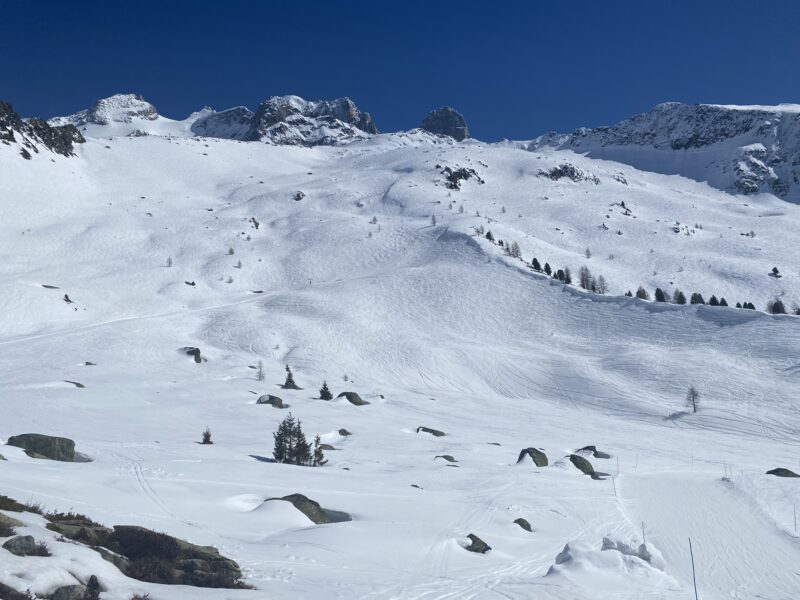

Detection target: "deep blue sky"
[2, 0, 799, 140]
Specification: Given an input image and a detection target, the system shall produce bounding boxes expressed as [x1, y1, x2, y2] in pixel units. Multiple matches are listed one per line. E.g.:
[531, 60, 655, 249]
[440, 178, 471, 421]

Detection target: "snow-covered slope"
[532, 102, 800, 200]
[3, 100, 800, 600]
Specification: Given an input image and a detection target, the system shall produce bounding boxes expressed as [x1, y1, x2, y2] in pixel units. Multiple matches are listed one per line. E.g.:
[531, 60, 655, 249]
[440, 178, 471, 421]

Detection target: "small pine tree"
[625, 290, 633, 297]
[655, 287, 667, 302]
[166, 257, 172, 267]
[312, 435, 327, 467]
[686, 386, 699, 413]
[636, 286, 650, 300]
[256, 360, 264, 381]
[771, 267, 781, 278]
[273, 413, 294, 463]
[735, 302, 742, 308]
[235, 259, 242, 269]
[585, 248, 592, 259]
[555, 269, 565, 282]
[485, 230, 494, 242]
[458, 204, 464, 214]
[431, 214, 437, 226]
[319, 381, 333, 400]
[673, 289, 687, 304]
[284, 367, 297, 389]
[744, 302, 756, 310]
[769, 298, 787, 314]
[531, 257, 541, 271]
[289, 418, 312, 465]
[544, 262, 552, 276]
[564, 267, 572, 285]
[201, 427, 213, 445]
[719, 298, 728, 307]
[690, 293, 705, 305]
[708, 295, 719, 306]
[228, 247, 235, 255]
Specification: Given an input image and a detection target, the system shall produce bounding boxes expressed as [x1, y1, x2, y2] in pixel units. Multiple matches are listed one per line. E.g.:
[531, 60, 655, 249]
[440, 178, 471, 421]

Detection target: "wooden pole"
[689, 537, 699, 600]
[641, 521, 646, 546]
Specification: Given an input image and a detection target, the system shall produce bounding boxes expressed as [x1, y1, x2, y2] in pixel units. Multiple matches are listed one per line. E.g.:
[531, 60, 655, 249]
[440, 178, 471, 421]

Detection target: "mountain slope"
[2, 102, 800, 600]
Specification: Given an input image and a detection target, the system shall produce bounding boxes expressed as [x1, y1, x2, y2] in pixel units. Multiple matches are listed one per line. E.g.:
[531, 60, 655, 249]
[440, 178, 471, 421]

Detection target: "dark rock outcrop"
[257, 394, 286, 408]
[538, 163, 600, 184]
[516, 447, 548, 467]
[577, 445, 611, 459]
[1, 100, 84, 158]
[514, 517, 532, 532]
[103, 525, 245, 588]
[437, 165, 484, 190]
[180, 347, 205, 363]
[464, 533, 491, 554]
[6, 433, 76, 462]
[420, 107, 470, 141]
[2, 535, 38, 556]
[266, 493, 351, 524]
[766, 467, 800, 478]
[191, 106, 254, 140]
[337, 391, 369, 406]
[416, 426, 446, 437]
[568, 454, 608, 480]
[52, 584, 89, 600]
[338, 428, 352, 437]
[435, 454, 457, 463]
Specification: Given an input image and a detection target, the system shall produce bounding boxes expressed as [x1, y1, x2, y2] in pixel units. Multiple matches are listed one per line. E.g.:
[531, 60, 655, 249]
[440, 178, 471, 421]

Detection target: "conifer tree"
[564, 267, 572, 285]
[485, 230, 494, 242]
[735, 302, 742, 309]
[544, 262, 552, 276]
[719, 298, 728, 307]
[673, 289, 687, 304]
[636, 286, 650, 300]
[690, 293, 705, 305]
[201, 427, 213, 445]
[625, 290, 633, 297]
[708, 295, 719, 306]
[655, 287, 667, 302]
[312, 435, 327, 467]
[319, 381, 333, 400]
[531, 257, 541, 272]
[769, 299, 787, 314]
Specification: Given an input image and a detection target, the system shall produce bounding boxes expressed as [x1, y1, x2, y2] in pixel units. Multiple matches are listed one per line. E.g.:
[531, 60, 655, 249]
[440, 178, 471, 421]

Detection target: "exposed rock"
[514, 517, 532, 532]
[52, 584, 89, 600]
[416, 426, 446, 437]
[338, 428, 352, 437]
[434, 455, 457, 463]
[1, 100, 84, 158]
[420, 107, 470, 141]
[554, 543, 573, 565]
[6, 433, 76, 462]
[50, 93, 158, 126]
[318, 444, 337, 451]
[568, 454, 608, 480]
[337, 391, 369, 406]
[2, 535, 38, 556]
[191, 106, 254, 140]
[0, 582, 35, 600]
[180, 347, 205, 363]
[577, 445, 611, 459]
[0, 513, 23, 529]
[0, 494, 26, 512]
[266, 493, 351, 524]
[437, 165, 484, 190]
[516, 447, 548, 467]
[257, 394, 286, 408]
[246, 95, 378, 146]
[766, 467, 800, 478]
[102, 525, 245, 588]
[538, 163, 600, 184]
[46, 517, 112, 546]
[464, 533, 491, 554]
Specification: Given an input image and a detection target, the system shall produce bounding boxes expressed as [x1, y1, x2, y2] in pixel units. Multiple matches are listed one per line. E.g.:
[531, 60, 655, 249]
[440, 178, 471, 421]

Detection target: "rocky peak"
[0, 100, 84, 159]
[420, 107, 470, 141]
[534, 102, 800, 199]
[50, 93, 159, 127]
[190, 106, 254, 140]
[247, 95, 378, 145]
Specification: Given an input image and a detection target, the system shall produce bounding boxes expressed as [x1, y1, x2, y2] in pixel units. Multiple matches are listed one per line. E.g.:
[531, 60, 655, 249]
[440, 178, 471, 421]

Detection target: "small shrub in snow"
[686, 386, 700, 413]
[319, 381, 333, 400]
[201, 427, 213, 445]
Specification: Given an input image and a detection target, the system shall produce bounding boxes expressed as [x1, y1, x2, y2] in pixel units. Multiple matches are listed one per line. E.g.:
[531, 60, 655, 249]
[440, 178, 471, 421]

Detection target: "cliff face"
[1, 100, 84, 159]
[534, 102, 800, 199]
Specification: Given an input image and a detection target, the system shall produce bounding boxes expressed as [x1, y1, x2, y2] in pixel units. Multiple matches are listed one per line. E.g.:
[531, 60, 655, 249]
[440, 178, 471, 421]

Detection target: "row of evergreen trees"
[625, 287, 795, 315]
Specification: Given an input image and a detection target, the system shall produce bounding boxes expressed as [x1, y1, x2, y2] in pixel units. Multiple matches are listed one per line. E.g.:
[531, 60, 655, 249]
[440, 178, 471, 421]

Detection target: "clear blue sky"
[2, 0, 799, 140]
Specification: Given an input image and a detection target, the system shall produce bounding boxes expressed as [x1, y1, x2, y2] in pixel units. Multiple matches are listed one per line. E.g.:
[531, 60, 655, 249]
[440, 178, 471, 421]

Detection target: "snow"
[2, 120, 800, 599]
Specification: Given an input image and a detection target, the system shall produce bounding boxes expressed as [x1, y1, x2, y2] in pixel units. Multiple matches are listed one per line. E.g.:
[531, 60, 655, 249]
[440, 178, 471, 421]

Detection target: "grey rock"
[6, 433, 76, 462]
[0, 100, 84, 158]
[554, 543, 573, 565]
[266, 493, 351, 524]
[516, 447, 548, 467]
[257, 394, 286, 408]
[577, 445, 611, 459]
[420, 107, 470, 141]
[766, 467, 800, 478]
[180, 346, 204, 363]
[52, 584, 89, 600]
[435, 455, 457, 463]
[2, 535, 37, 556]
[416, 426, 446, 437]
[568, 454, 608, 480]
[0, 513, 22, 529]
[338, 428, 352, 436]
[191, 106, 254, 140]
[337, 391, 369, 406]
[514, 517, 532, 532]
[464, 533, 491, 554]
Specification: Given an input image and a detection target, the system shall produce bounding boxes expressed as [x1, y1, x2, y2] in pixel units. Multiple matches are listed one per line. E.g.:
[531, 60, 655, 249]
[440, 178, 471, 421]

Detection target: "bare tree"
[256, 360, 264, 381]
[686, 386, 699, 413]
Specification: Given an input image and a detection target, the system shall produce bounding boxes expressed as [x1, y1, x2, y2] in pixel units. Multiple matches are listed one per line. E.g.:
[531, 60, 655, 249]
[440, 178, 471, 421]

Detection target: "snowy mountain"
[1, 100, 84, 159]
[3, 95, 800, 600]
[533, 102, 800, 200]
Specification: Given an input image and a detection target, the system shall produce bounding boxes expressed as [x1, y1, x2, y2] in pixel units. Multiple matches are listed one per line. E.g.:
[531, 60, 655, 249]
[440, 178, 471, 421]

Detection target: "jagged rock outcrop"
[420, 107, 470, 141]
[191, 106, 254, 140]
[532, 102, 800, 199]
[1, 100, 84, 158]
[50, 93, 158, 127]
